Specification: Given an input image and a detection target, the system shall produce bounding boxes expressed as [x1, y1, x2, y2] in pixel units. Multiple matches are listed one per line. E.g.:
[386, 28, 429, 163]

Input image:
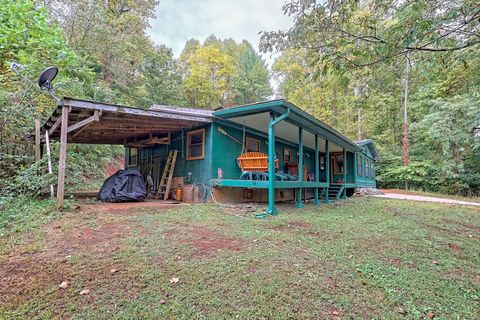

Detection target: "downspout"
[265, 107, 290, 216]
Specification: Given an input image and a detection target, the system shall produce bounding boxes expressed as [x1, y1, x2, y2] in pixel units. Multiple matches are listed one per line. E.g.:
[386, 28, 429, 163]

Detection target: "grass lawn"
[0, 197, 479, 319]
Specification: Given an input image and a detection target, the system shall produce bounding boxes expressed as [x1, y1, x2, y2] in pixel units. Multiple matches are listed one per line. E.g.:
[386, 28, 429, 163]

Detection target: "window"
[357, 154, 363, 176]
[245, 137, 260, 152]
[370, 161, 375, 177]
[366, 159, 370, 177]
[334, 153, 346, 175]
[128, 148, 138, 167]
[186, 128, 205, 160]
[284, 147, 292, 163]
[320, 154, 326, 170]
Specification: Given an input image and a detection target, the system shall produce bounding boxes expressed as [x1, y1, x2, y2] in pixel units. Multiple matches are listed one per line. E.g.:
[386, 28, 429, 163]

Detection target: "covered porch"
[211, 100, 361, 215]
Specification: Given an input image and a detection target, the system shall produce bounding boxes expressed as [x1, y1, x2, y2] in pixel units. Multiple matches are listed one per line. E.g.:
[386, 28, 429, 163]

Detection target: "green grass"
[0, 198, 479, 319]
[0, 196, 58, 239]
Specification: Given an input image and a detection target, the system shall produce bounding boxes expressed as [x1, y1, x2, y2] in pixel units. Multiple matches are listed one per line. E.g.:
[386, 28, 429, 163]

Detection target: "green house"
[40, 97, 379, 212]
[124, 99, 379, 214]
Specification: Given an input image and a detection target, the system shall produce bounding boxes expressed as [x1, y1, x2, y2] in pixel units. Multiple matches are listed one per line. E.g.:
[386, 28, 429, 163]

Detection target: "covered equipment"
[98, 169, 147, 202]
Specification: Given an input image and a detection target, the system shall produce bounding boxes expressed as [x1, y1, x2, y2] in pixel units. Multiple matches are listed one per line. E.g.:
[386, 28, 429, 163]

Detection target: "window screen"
[187, 129, 205, 160]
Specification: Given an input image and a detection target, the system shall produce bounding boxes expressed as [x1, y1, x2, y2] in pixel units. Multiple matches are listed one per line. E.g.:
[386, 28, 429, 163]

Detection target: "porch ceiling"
[213, 100, 360, 152]
[42, 98, 213, 145]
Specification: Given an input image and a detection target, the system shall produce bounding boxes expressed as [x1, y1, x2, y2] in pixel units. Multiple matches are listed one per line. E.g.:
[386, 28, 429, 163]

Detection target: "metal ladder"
[156, 149, 178, 200]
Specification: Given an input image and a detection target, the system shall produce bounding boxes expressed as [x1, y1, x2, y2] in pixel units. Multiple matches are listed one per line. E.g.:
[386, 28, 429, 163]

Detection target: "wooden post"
[57, 106, 69, 209]
[45, 130, 55, 198]
[35, 119, 41, 161]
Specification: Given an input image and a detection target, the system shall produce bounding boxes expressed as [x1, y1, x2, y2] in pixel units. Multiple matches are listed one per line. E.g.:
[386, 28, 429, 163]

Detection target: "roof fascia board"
[62, 98, 212, 123]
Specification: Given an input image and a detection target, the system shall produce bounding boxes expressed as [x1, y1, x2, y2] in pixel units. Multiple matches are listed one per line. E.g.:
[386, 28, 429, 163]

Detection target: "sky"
[147, 0, 293, 66]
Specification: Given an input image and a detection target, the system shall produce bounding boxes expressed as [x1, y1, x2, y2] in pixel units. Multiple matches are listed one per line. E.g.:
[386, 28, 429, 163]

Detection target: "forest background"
[1, 0, 479, 204]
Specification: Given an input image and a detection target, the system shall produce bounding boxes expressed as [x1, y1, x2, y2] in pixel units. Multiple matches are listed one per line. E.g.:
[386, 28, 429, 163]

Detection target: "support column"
[313, 134, 320, 205]
[343, 148, 347, 199]
[353, 151, 358, 186]
[296, 127, 305, 208]
[266, 112, 278, 215]
[45, 131, 55, 198]
[325, 140, 330, 204]
[57, 106, 69, 209]
[34, 119, 41, 161]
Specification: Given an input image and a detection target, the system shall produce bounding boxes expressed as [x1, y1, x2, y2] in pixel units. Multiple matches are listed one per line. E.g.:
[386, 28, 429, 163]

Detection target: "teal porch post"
[296, 127, 305, 208]
[267, 112, 278, 215]
[325, 140, 330, 204]
[343, 148, 347, 199]
[265, 108, 291, 215]
[313, 134, 320, 205]
[353, 151, 358, 186]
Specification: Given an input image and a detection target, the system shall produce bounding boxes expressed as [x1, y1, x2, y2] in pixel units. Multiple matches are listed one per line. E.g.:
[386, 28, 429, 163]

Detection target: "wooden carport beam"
[48, 116, 62, 136]
[68, 110, 100, 134]
[57, 106, 69, 209]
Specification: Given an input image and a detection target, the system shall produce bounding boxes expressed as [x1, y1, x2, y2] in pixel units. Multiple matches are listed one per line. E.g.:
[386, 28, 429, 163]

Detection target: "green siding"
[124, 120, 377, 192]
[171, 126, 213, 185]
[211, 122, 319, 180]
[354, 146, 376, 187]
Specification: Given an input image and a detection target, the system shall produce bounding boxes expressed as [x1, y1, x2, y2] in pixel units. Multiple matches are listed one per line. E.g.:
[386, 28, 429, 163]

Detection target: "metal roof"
[354, 139, 380, 160]
[213, 99, 361, 152]
[42, 97, 212, 145]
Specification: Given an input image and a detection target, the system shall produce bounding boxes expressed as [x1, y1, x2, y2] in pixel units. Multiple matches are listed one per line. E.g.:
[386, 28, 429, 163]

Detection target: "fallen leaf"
[169, 277, 179, 284]
[79, 289, 90, 295]
[160, 299, 166, 304]
[110, 268, 118, 273]
[59, 281, 68, 289]
[427, 313, 435, 318]
[332, 310, 339, 316]
[432, 260, 439, 265]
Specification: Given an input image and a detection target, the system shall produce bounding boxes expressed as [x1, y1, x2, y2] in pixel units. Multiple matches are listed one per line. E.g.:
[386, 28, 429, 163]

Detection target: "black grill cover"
[97, 169, 147, 202]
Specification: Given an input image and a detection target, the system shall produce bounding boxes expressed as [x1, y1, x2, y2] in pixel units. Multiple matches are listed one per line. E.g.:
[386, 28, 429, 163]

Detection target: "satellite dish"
[38, 66, 58, 90]
[38, 66, 59, 102]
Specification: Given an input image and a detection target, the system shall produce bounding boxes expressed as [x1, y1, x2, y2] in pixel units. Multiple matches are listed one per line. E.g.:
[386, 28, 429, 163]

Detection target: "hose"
[193, 182, 208, 203]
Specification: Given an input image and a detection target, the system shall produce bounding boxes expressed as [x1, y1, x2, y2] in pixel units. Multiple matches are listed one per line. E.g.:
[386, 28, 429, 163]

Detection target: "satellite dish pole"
[37, 66, 60, 198]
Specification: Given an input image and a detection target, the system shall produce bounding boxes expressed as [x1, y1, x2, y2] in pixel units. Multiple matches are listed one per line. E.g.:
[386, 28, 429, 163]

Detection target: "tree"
[183, 45, 236, 109]
[41, 0, 159, 105]
[232, 42, 271, 104]
[261, 0, 480, 68]
[181, 37, 271, 107]
[140, 45, 185, 107]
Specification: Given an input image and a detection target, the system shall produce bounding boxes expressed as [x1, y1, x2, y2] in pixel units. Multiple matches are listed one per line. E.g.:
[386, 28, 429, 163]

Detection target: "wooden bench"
[237, 152, 279, 172]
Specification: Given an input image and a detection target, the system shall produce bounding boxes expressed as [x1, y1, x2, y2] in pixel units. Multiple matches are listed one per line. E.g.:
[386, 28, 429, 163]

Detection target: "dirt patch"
[105, 157, 125, 176]
[96, 200, 183, 213]
[447, 242, 463, 251]
[0, 207, 142, 314]
[441, 218, 480, 233]
[168, 225, 245, 257]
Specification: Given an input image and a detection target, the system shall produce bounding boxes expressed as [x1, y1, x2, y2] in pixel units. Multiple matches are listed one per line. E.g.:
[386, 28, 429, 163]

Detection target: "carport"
[38, 97, 212, 208]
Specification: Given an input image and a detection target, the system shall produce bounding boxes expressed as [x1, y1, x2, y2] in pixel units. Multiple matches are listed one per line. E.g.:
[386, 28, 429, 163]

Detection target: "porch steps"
[319, 185, 345, 202]
[156, 149, 178, 200]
